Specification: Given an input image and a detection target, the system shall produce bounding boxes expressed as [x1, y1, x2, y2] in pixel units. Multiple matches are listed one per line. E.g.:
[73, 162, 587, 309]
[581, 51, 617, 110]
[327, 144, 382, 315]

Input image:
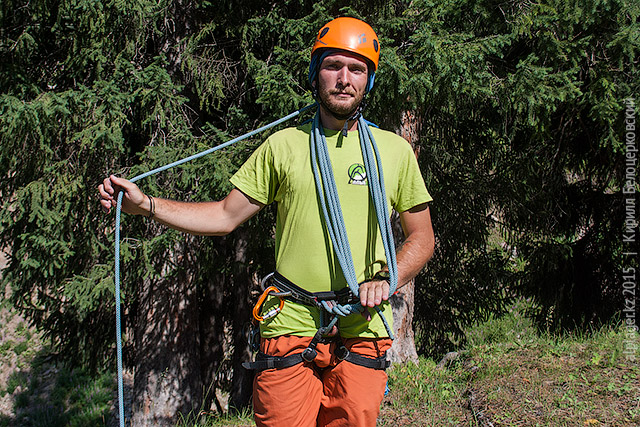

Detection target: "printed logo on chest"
[348, 163, 368, 185]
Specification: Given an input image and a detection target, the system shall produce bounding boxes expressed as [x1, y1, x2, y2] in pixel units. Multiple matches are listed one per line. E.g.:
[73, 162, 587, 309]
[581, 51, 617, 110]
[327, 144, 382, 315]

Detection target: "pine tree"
[392, 0, 639, 354]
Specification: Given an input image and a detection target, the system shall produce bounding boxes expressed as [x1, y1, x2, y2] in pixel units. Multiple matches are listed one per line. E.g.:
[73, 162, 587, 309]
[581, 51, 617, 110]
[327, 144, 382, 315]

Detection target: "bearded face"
[315, 52, 369, 119]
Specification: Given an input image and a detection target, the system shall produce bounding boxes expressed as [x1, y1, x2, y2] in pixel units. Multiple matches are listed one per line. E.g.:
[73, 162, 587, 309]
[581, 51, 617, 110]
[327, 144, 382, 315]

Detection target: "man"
[99, 17, 434, 427]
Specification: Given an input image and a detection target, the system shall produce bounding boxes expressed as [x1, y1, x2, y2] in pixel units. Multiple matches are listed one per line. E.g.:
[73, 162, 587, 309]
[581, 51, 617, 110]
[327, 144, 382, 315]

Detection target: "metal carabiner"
[252, 285, 285, 322]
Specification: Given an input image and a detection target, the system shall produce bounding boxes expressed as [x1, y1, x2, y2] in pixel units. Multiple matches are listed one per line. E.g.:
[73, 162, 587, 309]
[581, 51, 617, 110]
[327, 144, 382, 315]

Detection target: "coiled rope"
[309, 112, 397, 338]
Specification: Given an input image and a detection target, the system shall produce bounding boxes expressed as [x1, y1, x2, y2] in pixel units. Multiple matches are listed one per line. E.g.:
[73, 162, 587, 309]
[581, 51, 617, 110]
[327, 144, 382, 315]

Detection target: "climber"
[98, 17, 434, 427]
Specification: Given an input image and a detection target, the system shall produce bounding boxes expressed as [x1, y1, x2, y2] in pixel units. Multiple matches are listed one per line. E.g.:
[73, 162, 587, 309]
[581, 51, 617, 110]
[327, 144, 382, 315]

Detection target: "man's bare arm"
[358, 203, 435, 308]
[98, 175, 264, 236]
[395, 203, 435, 287]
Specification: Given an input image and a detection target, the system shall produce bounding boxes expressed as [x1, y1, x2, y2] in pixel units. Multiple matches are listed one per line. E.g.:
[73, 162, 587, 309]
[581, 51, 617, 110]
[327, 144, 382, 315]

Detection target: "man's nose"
[336, 66, 350, 86]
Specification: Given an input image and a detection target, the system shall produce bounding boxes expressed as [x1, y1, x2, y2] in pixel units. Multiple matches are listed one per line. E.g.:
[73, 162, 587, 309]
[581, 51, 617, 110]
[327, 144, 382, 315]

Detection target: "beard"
[317, 85, 365, 119]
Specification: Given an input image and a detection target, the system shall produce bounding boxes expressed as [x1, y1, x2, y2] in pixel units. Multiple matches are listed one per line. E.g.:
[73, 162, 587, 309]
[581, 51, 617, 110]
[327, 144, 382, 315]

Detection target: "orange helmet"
[311, 17, 380, 70]
[309, 17, 380, 93]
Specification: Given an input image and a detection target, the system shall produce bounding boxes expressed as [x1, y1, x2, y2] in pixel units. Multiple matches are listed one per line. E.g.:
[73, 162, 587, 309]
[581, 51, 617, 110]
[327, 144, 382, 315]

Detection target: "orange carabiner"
[252, 286, 285, 322]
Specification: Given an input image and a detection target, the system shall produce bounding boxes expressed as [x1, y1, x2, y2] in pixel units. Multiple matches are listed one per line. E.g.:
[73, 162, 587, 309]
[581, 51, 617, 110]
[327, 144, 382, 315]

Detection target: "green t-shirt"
[230, 122, 432, 338]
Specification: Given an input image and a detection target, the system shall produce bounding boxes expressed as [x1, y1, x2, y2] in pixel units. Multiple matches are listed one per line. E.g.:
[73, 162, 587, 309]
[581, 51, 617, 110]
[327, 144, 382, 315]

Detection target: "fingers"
[326, 325, 339, 337]
[359, 280, 390, 308]
[98, 177, 116, 212]
[97, 175, 141, 214]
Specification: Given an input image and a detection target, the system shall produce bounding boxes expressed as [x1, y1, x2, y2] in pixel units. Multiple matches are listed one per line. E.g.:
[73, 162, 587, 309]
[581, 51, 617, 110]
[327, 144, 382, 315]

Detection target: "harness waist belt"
[271, 271, 358, 307]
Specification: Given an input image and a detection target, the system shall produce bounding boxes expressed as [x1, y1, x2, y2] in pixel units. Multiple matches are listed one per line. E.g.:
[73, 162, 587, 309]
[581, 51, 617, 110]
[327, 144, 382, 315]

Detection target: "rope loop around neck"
[309, 111, 398, 337]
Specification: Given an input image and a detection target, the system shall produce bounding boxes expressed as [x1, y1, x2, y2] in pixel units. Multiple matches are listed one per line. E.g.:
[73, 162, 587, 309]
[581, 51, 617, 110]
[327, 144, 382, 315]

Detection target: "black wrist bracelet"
[147, 195, 155, 219]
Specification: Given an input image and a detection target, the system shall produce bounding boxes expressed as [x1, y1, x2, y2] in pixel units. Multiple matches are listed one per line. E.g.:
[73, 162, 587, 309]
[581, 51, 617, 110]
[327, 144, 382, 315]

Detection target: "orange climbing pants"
[252, 335, 392, 427]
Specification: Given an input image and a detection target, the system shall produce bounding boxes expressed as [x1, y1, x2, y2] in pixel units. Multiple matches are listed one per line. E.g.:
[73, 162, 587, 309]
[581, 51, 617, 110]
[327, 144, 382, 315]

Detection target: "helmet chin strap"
[339, 100, 365, 136]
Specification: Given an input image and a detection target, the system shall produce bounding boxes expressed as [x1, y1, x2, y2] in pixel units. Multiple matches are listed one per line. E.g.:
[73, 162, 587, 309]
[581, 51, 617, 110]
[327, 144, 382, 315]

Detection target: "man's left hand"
[358, 280, 389, 321]
[359, 280, 390, 309]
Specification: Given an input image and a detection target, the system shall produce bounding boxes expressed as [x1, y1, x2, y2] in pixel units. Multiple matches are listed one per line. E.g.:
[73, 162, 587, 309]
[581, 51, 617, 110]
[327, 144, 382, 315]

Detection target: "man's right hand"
[98, 175, 150, 216]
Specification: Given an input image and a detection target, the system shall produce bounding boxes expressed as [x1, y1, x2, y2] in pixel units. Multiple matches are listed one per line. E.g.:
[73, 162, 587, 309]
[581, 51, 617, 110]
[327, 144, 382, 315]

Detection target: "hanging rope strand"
[358, 116, 398, 293]
[310, 113, 359, 292]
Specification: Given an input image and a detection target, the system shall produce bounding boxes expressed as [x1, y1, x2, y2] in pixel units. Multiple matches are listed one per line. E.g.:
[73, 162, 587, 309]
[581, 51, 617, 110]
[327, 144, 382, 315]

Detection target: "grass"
[176, 407, 255, 427]
[0, 300, 113, 427]
[379, 358, 472, 426]
[6, 361, 114, 427]
[378, 301, 640, 426]
[1, 299, 638, 426]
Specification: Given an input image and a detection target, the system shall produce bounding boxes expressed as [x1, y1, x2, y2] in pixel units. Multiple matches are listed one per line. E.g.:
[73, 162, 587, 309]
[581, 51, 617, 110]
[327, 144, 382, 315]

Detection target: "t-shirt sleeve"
[229, 139, 278, 205]
[394, 146, 432, 213]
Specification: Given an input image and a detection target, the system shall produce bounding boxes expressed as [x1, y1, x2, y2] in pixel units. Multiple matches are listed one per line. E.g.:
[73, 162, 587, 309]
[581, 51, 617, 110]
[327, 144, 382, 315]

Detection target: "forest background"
[0, 0, 638, 425]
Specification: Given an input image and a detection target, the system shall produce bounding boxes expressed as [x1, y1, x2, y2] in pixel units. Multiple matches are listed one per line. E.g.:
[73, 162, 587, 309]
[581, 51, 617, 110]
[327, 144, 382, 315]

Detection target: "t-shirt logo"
[348, 163, 367, 185]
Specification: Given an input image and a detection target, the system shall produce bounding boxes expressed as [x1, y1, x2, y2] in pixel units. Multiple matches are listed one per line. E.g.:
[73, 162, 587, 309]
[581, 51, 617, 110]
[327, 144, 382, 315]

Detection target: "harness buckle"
[301, 347, 318, 362]
[335, 345, 350, 361]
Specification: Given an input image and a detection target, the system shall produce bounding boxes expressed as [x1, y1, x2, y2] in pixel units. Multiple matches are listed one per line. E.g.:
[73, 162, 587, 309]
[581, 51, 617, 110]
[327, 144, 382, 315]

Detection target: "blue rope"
[309, 111, 398, 339]
[112, 103, 397, 425]
[113, 104, 314, 427]
[357, 115, 398, 290]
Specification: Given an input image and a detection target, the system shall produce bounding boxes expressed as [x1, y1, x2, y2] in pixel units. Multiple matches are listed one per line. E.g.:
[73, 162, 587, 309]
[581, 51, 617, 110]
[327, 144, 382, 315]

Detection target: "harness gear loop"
[252, 286, 285, 322]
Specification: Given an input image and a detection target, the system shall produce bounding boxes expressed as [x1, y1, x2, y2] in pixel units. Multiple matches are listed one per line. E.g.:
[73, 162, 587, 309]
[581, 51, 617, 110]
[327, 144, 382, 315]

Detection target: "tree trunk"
[131, 236, 203, 426]
[388, 280, 419, 364]
[228, 230, 256, 412]
[198, 259, 227, 413]
[387, 109, 423, 365]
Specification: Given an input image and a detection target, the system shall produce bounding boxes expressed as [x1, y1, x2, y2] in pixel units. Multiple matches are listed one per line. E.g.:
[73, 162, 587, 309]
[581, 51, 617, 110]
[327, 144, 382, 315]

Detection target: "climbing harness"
[113, 104, 314, 427]
[243, 108, 398, 372]
[244, 272, 390, 372]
